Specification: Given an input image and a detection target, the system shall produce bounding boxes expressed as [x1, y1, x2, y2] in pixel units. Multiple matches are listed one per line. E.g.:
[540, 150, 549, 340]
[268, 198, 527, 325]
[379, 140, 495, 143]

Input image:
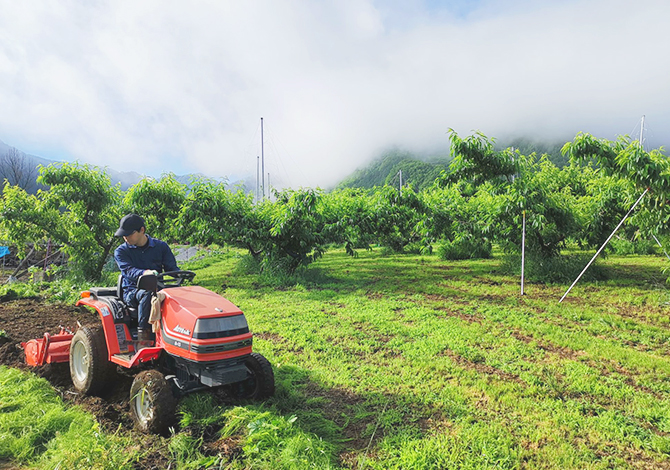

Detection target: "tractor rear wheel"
[69, 325, 115, 396]
[230, 352, 275, 400]
[130, 370, 177, 435]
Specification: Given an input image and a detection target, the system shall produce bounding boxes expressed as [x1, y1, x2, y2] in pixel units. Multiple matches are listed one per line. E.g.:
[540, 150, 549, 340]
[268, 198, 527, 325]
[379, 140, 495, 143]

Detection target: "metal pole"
[560, 188, 649, 303]
[256, 156, 260, 203]
[640, 115, 645, 147]
[399, 170, 402, 196]
[521, 211, 526, 296]
[652, 234, 670, 262]
[44, 238, 51, 270]
[261, 117, 265, 200]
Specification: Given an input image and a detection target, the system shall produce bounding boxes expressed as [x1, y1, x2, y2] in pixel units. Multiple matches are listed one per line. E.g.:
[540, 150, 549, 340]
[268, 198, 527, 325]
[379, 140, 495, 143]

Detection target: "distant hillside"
[335, 138, 573, 192]
[496, 137, 569, 167]
[336, 150, 451, 191]
[0, 139, 245, 194]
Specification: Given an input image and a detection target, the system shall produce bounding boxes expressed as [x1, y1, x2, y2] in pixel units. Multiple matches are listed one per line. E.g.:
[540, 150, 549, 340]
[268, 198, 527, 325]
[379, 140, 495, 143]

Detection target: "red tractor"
[22, 271, 275, 434]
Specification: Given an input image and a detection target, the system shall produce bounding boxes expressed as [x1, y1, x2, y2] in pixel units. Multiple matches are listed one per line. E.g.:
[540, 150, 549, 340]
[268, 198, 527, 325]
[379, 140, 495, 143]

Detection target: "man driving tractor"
[114, 213, 178, 344]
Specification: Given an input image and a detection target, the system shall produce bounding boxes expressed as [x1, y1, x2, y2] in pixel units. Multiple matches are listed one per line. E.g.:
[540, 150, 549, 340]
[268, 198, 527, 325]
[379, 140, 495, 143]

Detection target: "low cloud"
[0, 0, 668, 188]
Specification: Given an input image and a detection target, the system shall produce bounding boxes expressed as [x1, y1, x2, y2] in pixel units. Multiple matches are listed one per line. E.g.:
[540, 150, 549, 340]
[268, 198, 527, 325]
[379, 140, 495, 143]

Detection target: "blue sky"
[0, 0, 668, 187]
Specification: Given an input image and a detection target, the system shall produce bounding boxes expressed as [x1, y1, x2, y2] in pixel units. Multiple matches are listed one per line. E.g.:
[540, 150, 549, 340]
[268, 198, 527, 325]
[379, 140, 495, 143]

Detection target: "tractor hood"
[163, 286, 243, 319]
[159, 285, 253, 362]
[161, 286, 246, 340]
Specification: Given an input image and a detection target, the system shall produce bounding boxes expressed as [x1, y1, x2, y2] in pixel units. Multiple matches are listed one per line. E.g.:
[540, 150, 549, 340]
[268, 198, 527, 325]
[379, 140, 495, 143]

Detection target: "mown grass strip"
[4, 248, 670, 469]
[190, 249, 670, 469]
[0, 366, 133, 470]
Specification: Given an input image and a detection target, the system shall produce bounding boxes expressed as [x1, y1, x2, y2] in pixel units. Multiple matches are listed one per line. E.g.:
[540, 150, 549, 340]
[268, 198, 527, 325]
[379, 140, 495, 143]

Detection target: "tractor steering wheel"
[157, 270, 196, 289]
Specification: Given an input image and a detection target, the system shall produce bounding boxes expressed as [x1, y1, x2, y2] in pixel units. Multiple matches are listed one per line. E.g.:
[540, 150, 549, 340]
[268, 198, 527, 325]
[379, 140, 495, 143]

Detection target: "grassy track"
[3, 248, 670, 468]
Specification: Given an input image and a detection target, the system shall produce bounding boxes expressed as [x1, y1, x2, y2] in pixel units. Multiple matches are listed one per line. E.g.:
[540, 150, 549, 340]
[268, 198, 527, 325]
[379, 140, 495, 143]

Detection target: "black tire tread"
[232, 352, 275, 400]
[69, 324, 115, 396]
[130, 369, 177, 435]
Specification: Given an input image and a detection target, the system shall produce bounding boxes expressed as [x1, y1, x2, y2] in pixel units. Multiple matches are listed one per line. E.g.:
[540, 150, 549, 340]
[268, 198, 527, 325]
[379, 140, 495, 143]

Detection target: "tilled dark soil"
[0, 299, 139, 424]
[0, 299, 173, 468]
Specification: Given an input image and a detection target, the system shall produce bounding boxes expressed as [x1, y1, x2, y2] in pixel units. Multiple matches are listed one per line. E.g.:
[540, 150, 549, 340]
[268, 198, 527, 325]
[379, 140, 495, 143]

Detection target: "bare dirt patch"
[0, 299, 242, 467]
[0, 299, 143, 430]
[439, 348, 526, 387]
[0, 299, 95, 367]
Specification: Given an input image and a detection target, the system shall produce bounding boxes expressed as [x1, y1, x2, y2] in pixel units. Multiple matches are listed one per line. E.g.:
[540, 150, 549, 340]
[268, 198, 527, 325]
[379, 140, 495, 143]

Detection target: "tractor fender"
[76, 297, 128, 357]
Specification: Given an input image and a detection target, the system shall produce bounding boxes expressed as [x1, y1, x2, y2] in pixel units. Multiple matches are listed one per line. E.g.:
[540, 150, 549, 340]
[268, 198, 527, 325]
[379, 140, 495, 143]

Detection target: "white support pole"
[261, 117, 265, 200]
[652, 234, 670, 262]
[559, 188, 649, 303]
[521, 210, 526, 296]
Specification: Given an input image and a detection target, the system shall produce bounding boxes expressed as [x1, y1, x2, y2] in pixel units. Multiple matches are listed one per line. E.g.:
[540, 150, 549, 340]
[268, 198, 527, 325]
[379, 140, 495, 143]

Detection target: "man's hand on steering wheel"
[156, 270, 196, 288]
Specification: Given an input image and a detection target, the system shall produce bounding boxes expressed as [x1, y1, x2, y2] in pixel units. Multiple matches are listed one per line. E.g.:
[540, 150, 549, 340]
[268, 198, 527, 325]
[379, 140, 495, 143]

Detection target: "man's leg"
[135, 289, 153, 331]
[124, 289, 154, 343]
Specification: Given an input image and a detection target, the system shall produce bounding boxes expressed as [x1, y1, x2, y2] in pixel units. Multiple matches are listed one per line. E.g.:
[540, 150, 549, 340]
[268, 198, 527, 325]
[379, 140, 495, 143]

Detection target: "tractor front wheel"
[69, 325, 115, 396]
[130, 370, 177, 435]
[230, 352, 275, 400]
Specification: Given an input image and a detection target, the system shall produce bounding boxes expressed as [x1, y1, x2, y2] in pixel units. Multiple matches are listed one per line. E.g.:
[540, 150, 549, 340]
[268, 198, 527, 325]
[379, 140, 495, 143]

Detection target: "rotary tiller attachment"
[21, 327, 74, 366]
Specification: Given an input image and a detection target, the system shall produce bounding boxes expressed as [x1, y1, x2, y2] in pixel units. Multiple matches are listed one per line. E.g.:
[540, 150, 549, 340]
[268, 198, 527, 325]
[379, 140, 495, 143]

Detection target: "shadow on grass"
[263, 364, 453, 465]
[187, 362, 455, 468]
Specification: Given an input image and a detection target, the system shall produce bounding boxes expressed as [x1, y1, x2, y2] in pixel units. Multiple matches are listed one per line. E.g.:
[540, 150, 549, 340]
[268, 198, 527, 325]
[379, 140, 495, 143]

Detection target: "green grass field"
[3, 248, 670, 469]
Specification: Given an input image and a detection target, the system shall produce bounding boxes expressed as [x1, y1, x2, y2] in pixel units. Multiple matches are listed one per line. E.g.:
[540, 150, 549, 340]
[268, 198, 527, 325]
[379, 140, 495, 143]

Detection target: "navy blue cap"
[115, 214, 145, 237]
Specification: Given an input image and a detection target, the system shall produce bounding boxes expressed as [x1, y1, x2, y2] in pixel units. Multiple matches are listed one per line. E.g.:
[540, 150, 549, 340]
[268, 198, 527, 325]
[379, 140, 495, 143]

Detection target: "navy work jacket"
[114, 235, 178, 296]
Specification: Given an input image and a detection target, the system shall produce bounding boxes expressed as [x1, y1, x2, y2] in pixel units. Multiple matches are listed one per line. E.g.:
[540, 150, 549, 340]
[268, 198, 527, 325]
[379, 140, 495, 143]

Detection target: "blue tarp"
[0, 246, 9, 258]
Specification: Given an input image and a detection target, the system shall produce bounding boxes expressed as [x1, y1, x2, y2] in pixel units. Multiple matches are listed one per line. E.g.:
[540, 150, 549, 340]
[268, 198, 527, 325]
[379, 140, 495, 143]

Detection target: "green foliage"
[0, 272, 118, 303]
[0, 183, 63, 258]
[167, 433, 217, 469]
[122, 173, 187, 242]
[563, 133, 670, 241]
[563, 133, 670, 193]
[265, 188, 327, 273]
[371, 186, 426, 253]
[501, 251, 608, 283]
[180, 178, 265, 256]
[609, 237, 658, 256]
[439, 131, 583, 258]
[38, 162, 122, 280]
[437, 235, 492, 260]
[572, 171, 634, 250]
[181, 182, 326, 274]
[0, 164, 125, 282]
[498, 136, 569, 167]
[4, 129, 670, 284]
[500, 156, 581, 257]
[440, 130, 518, 186]
[320, 188, 376, 254]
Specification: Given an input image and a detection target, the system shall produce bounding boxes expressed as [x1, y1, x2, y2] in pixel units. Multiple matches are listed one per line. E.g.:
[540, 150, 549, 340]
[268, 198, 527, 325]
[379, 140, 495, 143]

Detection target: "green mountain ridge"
[336, 150, 451, 191]
[335, 138, 570, 191]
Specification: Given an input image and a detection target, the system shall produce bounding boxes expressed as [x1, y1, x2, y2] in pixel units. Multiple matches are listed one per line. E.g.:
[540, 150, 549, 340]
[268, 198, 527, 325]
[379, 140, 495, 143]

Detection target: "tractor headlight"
[193, 315, 250, 339]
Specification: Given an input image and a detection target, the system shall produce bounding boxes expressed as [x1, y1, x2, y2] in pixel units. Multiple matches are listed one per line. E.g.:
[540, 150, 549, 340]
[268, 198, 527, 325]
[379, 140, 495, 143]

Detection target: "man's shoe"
[136, 328, 154, 349]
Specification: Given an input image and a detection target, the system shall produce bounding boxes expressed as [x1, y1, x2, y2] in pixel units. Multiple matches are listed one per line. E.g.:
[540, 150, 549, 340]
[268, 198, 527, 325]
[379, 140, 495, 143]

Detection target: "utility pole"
[261, 117, 265, 200]
[640, 115, 645, 148]
[267, 173, 271, 200]
[399, 169, 403, 196]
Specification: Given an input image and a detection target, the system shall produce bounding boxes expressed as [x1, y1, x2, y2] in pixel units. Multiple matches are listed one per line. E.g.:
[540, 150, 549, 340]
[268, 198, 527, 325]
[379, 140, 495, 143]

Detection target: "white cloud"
[0, 0, 668, 188]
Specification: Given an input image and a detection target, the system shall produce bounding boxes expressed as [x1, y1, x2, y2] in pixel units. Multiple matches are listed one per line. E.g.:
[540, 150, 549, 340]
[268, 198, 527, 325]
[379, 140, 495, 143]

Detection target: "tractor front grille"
[190, 338, 252, 354]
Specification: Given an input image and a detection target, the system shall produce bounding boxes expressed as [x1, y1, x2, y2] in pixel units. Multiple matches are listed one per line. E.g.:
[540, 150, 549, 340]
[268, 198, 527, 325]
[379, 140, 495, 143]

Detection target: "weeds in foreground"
[3, 248, 670, 469]
[0, 367, 133, 469]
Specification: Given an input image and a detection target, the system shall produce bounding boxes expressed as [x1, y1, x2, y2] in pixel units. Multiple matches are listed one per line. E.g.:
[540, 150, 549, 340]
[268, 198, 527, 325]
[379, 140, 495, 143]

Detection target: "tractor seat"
[117, 274, 138, 321]
[87, 287, 117, 299]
